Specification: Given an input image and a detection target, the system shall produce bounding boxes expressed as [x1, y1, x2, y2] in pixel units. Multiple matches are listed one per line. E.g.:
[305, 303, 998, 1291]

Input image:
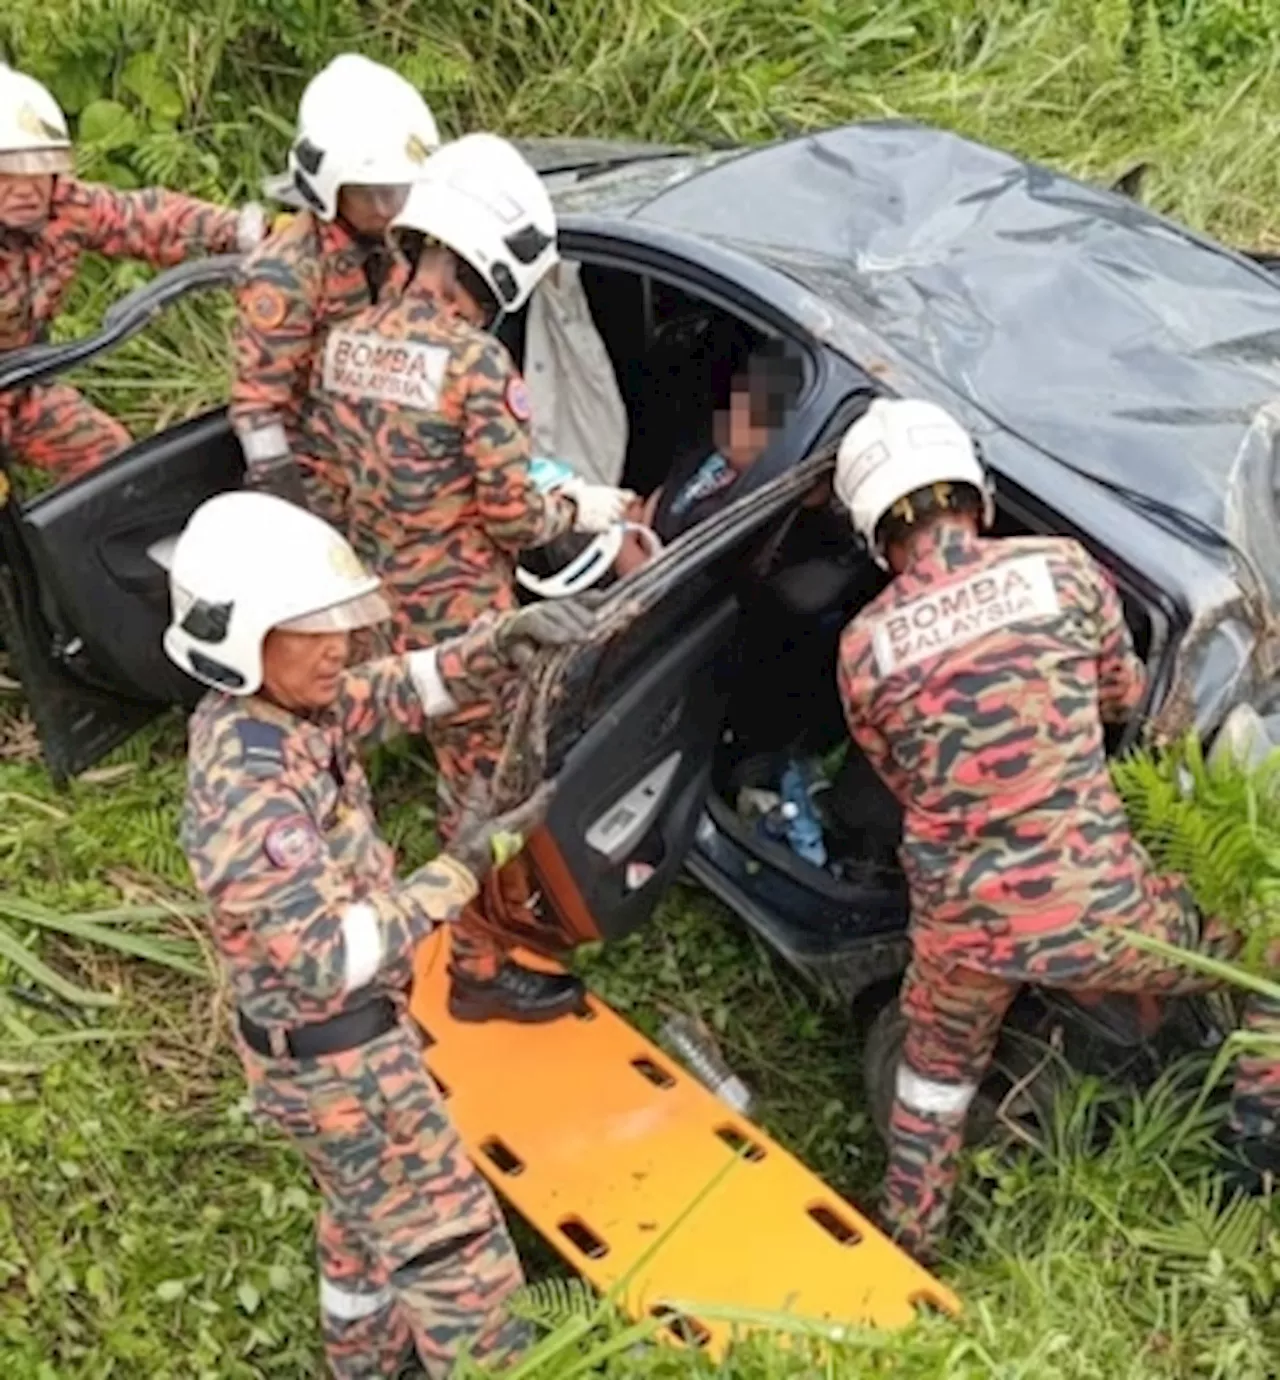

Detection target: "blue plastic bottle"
[779, 761, 828, 868]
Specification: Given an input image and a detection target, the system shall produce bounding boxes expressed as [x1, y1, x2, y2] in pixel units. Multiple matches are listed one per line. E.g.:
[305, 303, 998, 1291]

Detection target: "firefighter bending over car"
[231, 53, 441, 521]
[834, 398, 1280, 1262]
[170, 490, 594, 1377]
[0, 63, 263, 482]
[287, 133, 633, 1022]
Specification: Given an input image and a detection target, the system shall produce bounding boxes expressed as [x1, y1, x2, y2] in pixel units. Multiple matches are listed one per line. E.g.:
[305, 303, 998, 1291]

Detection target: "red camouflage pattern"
[229, 211, 404, 523]
[0, 175, 240, 479]
[301, 288, 579, 979]
[181, 644, 528, 1375]
[839, 521, 1280, 1258]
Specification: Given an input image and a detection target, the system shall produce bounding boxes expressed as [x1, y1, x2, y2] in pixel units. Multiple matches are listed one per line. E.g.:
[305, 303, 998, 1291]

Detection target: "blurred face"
[714, 380, 774, 471]
[337, 184, 409, 235]
[261, 629, 350, 712]
[0, 174, 55, 231]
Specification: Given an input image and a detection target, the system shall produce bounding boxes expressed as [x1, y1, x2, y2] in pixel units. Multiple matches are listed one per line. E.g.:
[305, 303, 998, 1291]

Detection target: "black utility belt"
[238, 996, 398, 1060]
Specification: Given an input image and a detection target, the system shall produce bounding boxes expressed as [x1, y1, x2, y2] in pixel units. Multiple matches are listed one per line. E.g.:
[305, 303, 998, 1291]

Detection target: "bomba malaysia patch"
[263, 815, 322, 870]
[322, 329, 449, 409]
[871, 553, 1061, 676]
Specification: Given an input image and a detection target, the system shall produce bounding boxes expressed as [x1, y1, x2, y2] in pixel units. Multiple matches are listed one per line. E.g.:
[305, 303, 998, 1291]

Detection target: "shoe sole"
[446, 991, 588, 1025]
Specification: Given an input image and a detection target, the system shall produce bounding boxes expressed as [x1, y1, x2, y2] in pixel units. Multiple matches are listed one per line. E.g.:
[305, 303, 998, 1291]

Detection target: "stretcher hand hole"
[650, 1307, 712, 1349]
[715, 1125, 766, 1161]
[480, 1137, 525, 1177]
[558, 1216, 609, 1259]
[631, 1056, 677, 1089]
[807, 1203, 862, 1246]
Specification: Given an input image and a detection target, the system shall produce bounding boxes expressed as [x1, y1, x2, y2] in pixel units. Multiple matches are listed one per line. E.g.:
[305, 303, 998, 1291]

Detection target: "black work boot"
[448, 960, 587, 1024]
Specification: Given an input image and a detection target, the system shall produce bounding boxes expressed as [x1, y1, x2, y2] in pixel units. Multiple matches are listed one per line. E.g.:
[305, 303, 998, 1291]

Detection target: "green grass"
[0, 698, 1276, 1377]
[2, 0, 1280, 1373]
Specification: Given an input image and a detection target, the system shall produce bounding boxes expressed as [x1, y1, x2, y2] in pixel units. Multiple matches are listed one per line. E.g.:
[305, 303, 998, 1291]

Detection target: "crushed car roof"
[550, 122, 1280, 536]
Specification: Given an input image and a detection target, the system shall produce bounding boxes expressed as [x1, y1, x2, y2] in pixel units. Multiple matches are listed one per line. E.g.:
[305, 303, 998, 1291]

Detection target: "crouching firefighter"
[834, 398, 1280, 1262]
[0, 63, 263, 481]
[170, 491, 593, 1377]
[231, 53, 441, 520]
[301, 133, 635, 1022]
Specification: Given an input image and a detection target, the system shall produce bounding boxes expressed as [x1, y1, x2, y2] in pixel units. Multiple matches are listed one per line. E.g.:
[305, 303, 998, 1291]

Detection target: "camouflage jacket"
[229, 211, 403, 479]
[0, 175, 240, 351]
[838, 524, 1148, 953]
[302, 289, 577, 647]
[181, 644, 505, 1029]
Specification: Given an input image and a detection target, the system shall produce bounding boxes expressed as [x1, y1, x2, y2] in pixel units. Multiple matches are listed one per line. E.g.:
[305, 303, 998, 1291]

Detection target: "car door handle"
[585, 751, 682, 864]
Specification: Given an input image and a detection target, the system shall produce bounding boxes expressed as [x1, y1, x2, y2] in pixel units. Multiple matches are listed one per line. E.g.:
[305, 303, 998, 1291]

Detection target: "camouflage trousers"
[243, 1020, 527, 1377]
[0, 381, 130, 481]
[884, 867, 1280, 1261]
[429, 679, 543, 983]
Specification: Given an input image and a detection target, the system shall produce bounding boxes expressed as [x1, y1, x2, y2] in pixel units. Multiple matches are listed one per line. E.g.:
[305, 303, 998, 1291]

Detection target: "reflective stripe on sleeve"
[407, 648, 458, 717]
[340, 901, 383, 993]
[238, 421, 290, 463]
[895, 1063, 978, 1119]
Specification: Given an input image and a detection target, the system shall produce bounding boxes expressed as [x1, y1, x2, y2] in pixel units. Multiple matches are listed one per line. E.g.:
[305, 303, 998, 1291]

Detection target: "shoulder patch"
[504, 374, 532, 423]
[322, 328, 448, 410]
[243, 283, 289, 332]
[263, 815, 322, 870]
[235, 720, 287, 776]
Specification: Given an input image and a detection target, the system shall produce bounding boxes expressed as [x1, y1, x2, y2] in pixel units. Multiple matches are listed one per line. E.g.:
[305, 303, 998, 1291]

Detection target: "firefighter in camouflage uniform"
[834, 398, 1280, 1262]
[230, 53, 441, 518]
[0, 63, 263, 482]
[300, 134, 634, 1022]
[170, 490, 594, 1378]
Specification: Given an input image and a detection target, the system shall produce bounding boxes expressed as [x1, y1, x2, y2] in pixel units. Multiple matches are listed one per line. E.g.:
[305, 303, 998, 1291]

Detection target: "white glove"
[236, 202, 267, 252]
[557, 477, 634, 534]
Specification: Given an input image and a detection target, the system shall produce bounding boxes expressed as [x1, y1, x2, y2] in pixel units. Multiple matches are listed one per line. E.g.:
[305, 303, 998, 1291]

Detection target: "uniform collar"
[241, 691, 342, 769]
[901, 520, 984, 578]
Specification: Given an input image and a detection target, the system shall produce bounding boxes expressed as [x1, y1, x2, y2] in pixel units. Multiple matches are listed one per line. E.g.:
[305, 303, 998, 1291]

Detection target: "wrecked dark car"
[4, 123, 1280, 1114]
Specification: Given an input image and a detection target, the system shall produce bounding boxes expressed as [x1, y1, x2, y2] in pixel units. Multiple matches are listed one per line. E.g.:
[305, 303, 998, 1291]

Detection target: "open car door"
[0, 260, 243, 782]
[517, 455, 833, 945]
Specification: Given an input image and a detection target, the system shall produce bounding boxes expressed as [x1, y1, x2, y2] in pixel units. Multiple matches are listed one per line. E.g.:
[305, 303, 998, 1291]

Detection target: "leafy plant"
[1111, 735, 1280, 968]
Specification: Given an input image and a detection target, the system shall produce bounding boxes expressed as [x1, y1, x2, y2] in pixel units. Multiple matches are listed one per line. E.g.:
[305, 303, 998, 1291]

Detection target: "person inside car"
[834, 397, 1280, 1264]
[0, 63, 263, 483]
[231, 53, 440, 519]
[297, 132, 633, 1024]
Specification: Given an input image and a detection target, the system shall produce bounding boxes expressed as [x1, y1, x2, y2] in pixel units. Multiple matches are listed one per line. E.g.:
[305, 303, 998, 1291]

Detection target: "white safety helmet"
[163, 491, 391, 696]
[289, 54, 440, 221]
[834, 398, 995, 567]
[0, 65, 72, 175]
[393, 133, 558, 316]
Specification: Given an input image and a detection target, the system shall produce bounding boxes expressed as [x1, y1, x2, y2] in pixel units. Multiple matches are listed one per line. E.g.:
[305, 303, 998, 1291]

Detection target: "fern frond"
[508, 1277, 600, 1330]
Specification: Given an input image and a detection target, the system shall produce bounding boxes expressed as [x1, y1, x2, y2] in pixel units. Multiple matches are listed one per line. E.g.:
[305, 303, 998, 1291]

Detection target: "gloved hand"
[493, 600, 595, 669]
[236, 202, 267, 252]
[447, 782, 556, 883]
[557, 477, 635, 534]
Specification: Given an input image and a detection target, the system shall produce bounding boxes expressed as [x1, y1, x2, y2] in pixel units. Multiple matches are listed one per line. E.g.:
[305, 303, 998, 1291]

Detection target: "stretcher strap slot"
[631, 1055, 677, 1089]
[558, 1216, 609, 1260]
[807, 1203, 862, 1246]
[911, 1291, 951, 1317]
[650, 1306, 712, 1349]
[480, 1137, 524, 1177]
[715, 1124, 766, 1161]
